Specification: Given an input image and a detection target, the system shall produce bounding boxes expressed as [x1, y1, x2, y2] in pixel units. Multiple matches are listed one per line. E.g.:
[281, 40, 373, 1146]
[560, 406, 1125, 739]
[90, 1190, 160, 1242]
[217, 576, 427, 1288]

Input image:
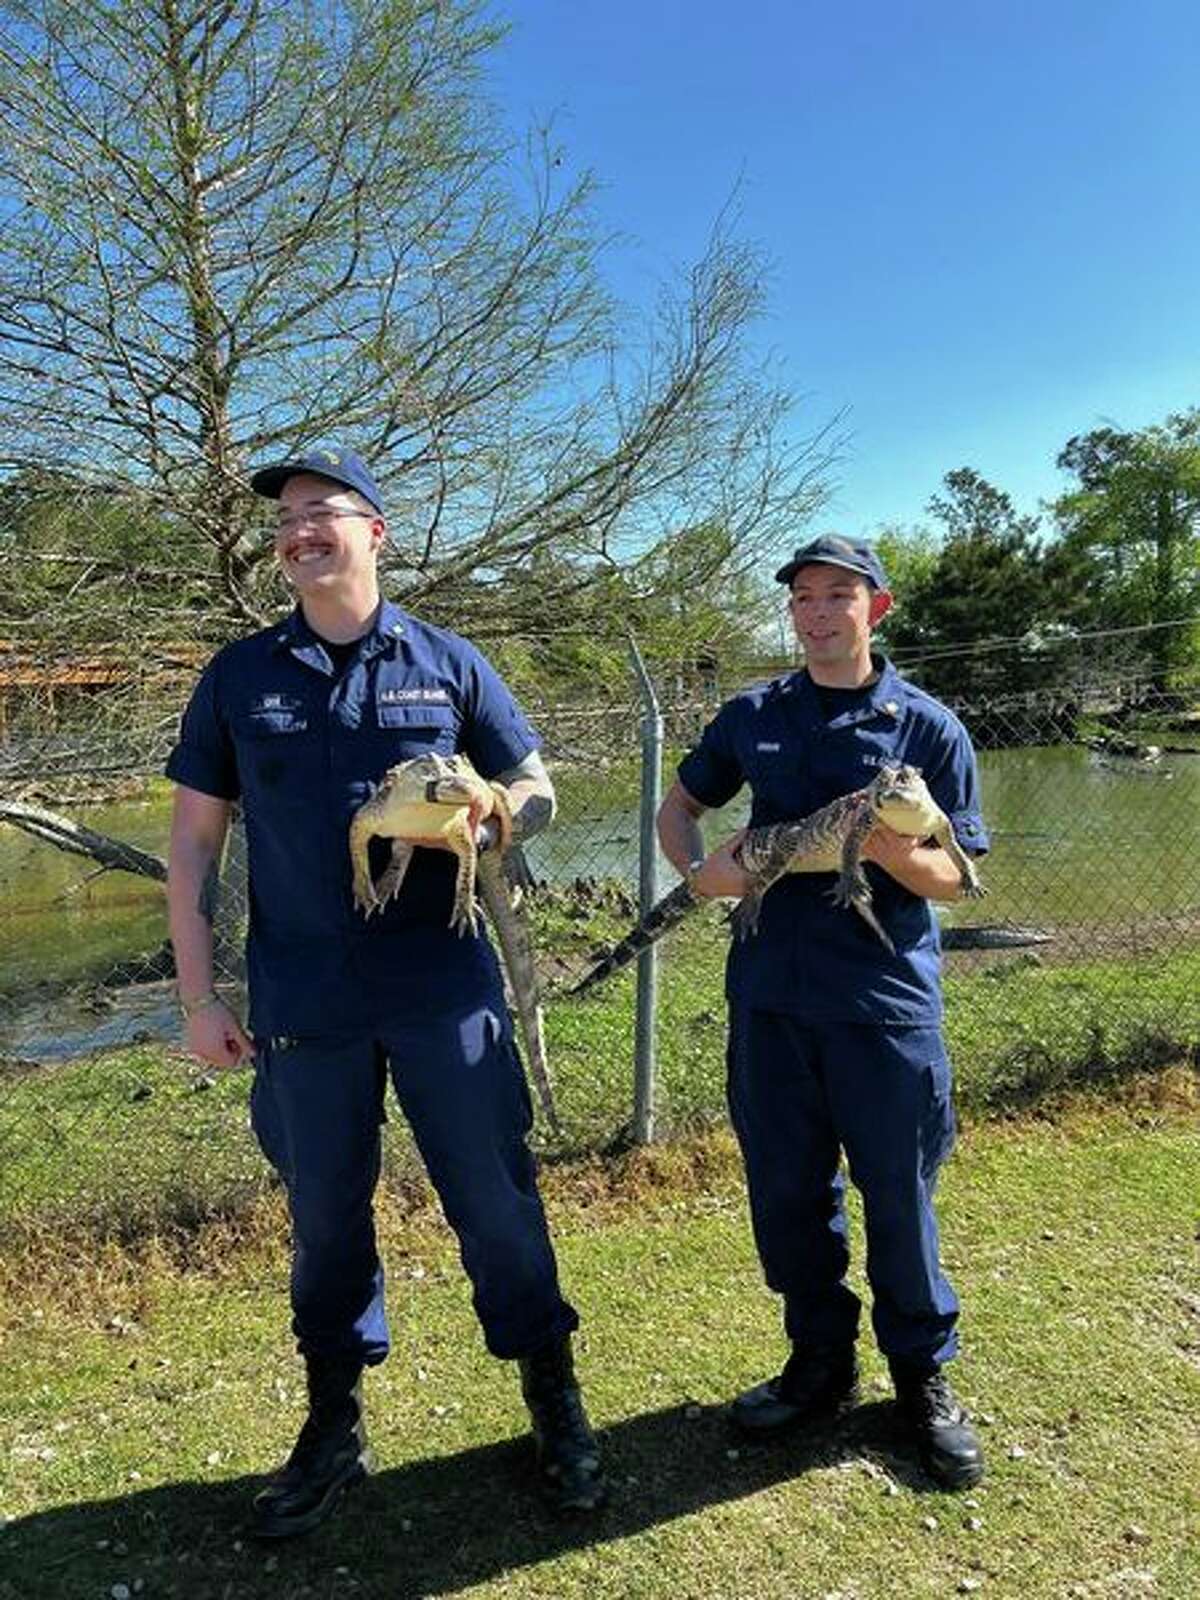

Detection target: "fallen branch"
[0, 799, 166, 881]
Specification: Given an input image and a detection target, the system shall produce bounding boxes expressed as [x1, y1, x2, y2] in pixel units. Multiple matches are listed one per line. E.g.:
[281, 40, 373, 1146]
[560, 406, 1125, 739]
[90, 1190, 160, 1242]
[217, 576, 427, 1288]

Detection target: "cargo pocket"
[249, 1042, 290, 1179]
[919, 1034, 957, 1177]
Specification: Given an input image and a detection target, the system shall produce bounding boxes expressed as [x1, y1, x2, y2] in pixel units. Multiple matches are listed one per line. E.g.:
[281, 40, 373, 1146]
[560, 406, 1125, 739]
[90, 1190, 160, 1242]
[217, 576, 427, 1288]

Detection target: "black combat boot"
[730, 1343, 859, 1436]
[250, 1356, 375, 1539]
[890, 1363, 985, 1490]
[518, 1337, 607, 1513]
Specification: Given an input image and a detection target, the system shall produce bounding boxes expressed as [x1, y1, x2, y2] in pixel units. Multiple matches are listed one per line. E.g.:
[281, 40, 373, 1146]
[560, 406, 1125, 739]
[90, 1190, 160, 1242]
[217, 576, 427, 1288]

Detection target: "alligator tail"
[571, 880, 699, 995]
[477, 856, 561, 1135]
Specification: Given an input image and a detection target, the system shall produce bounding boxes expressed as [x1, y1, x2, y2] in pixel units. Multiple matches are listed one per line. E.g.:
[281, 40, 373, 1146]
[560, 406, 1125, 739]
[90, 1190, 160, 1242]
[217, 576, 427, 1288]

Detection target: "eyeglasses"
[275, 507, 375, 537]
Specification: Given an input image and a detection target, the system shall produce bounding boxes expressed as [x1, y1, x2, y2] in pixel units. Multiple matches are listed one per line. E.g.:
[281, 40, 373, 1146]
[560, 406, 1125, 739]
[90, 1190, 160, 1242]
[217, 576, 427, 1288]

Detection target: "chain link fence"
[2, 626, 1198, 1241]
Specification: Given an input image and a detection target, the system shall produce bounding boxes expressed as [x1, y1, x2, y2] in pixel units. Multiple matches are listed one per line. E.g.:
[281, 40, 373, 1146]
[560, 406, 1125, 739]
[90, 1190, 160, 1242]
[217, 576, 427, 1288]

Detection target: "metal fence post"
[626, 632, 663, 1144]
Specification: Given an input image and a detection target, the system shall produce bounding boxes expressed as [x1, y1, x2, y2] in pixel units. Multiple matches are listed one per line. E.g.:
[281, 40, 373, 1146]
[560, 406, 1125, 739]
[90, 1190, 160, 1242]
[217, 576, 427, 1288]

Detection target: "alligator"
[349, 753, 559, 1132]
[572, 764, 986, 995]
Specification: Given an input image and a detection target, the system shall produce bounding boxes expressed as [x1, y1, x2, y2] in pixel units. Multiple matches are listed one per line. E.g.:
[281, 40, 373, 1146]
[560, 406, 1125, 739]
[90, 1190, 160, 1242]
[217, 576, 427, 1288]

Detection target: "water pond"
[1, 744, 1196, 1059]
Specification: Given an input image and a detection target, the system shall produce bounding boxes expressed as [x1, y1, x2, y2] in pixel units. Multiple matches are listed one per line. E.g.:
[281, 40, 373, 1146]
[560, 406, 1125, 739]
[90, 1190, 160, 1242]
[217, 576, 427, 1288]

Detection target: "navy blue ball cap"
[774, 534, 888, 590]
[249, 446, 384, 514]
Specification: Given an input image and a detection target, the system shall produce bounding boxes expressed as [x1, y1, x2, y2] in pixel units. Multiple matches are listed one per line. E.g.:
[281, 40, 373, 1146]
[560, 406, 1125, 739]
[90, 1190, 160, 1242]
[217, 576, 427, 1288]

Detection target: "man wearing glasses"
[166, 447, 604, 1537]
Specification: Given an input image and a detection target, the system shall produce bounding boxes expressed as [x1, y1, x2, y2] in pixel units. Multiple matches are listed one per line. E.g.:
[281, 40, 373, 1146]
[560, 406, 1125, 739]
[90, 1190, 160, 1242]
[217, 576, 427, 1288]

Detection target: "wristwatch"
[684, 858, 706, 895]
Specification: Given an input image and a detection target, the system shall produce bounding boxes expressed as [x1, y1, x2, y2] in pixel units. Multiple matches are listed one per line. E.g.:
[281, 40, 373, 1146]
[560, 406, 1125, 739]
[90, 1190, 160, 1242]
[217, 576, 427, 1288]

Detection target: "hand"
[689, 830, 752, 899]
[184, 1000, 254, 1071]
[859, 821, 922, 874]
[395, 794, 498, 854]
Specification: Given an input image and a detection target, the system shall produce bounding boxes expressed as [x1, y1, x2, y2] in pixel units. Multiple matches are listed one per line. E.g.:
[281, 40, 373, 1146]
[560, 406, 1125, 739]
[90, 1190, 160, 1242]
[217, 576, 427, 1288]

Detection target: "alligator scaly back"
[570, 765, 986, 994]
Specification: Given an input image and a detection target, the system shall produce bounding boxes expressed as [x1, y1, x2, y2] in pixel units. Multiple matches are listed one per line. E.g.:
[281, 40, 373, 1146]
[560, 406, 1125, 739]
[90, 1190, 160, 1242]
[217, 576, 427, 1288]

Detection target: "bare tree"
[0, 0, 833, 638]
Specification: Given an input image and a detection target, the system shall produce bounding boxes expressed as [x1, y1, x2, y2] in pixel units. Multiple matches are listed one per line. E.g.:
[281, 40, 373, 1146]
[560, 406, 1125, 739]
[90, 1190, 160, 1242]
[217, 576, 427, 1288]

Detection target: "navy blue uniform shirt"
[166, 599, 538, 1037]
[677, 656, 988, 1023]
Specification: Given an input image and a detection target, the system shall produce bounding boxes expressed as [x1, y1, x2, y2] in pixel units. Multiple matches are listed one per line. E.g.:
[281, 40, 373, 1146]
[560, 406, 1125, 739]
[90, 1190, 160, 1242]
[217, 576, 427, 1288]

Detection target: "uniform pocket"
[247, 710, 311, 735]
[374, 699, 458, 755]
[242, 693, 313, 737]
[236, 709, 322, 801]
[249, 1044, 290, 1177]
[919, 1034, 956, 1175]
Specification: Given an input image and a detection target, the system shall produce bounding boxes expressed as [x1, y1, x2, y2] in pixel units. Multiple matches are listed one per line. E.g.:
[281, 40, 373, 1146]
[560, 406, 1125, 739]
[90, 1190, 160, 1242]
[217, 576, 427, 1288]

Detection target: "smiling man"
[657, 534, 989, 1491]
[165, 446, 604, 1537]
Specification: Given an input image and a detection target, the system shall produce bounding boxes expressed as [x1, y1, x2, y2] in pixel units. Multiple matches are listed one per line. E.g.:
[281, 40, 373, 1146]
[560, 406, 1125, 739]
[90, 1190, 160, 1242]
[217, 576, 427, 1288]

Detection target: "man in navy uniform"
[656, 535, 987, 1489]
[166, 447, 604, 1536]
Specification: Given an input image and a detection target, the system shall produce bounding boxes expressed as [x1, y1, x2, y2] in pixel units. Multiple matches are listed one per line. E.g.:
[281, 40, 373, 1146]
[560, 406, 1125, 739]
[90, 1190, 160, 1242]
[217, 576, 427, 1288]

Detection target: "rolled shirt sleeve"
[920, 719, 989, 857]
[676, 702, 747, 810]
[165, 655, 240, 801]
[459, 644, 540, 780]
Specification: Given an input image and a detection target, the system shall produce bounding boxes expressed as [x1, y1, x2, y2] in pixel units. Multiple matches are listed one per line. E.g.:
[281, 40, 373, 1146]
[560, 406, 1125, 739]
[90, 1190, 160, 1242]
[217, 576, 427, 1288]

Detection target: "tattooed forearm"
[494, 750, 556, 847]
[510, 790, 553, 844]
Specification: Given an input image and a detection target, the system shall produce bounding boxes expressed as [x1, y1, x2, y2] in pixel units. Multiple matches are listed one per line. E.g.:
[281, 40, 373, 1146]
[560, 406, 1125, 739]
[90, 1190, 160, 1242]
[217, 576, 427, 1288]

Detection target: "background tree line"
[0, 1, 1196, 710]
[0, 0, 831, 693]
[6, 405, 1194, 707]
[875, 409, 1200, 704]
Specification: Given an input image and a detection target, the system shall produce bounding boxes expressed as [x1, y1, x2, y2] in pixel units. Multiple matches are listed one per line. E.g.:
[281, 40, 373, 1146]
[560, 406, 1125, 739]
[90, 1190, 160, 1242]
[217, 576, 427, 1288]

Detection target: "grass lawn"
[2, 905, 1196, 1238]
[1, 1074, 1197, 1600]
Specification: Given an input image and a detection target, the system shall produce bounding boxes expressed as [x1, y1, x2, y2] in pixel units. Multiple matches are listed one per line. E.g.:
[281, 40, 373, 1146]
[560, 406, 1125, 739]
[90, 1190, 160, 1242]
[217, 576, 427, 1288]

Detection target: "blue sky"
[488, 0, 1200, 540]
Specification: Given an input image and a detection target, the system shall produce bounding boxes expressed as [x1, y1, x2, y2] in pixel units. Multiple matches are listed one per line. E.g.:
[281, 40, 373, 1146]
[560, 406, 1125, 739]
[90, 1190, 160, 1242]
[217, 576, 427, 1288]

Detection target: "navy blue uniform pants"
[727, 1008, 960, 1367]
[250, 1004, 579, 1365]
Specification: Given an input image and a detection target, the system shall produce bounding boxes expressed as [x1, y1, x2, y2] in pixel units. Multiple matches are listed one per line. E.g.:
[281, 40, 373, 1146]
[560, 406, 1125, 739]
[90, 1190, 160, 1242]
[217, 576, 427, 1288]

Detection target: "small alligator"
[572, 764, 986, 995]
[349, 753, 559, 1132]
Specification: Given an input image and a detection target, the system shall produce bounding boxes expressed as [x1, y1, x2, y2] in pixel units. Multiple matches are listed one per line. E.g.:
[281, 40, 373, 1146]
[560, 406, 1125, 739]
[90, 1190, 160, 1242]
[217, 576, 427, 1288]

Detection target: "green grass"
[0, 1043, 265, 1231]
[548, 904, 1200, 1141]
[2, 904, 1197, 1238]
[1, 1088, 1196, 1599]
[942, 947, 1198, 1108]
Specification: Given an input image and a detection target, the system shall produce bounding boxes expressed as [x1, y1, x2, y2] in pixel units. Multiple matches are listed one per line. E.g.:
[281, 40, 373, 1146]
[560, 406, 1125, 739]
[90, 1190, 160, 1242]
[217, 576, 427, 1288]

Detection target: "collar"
[271, 599, 408, 661]
[858, 653, 905, 718]
[797, 653, 906, 725]
[368, 598, 408, 657]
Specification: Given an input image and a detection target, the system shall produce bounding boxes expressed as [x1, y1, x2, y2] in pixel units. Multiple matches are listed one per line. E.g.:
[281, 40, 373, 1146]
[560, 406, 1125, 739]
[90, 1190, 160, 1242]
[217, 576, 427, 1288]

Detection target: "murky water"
[1, 745, 1197, 1059]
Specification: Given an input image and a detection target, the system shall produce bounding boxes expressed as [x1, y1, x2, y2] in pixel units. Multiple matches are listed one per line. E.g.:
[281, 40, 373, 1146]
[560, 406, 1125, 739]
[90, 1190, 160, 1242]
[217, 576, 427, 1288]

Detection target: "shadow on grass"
[3, 1399, 930, 1600]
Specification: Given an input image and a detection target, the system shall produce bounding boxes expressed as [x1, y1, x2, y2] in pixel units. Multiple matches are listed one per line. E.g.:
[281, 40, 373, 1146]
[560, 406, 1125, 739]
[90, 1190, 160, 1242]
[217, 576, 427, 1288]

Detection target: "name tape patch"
[250, 693, 302, 713]
[378, 687, 452, 705]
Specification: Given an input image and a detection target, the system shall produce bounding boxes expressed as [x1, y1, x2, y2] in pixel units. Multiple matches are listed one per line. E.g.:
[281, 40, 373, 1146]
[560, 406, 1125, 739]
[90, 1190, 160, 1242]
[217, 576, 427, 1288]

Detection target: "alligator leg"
[350, 819, 380, 915]
[830, 813, 895, 952]
[443, 813, 481, 936]
[729, 824, 806, 941]
[730, 884, 767, 941]
[830, 811, 876, 913]
[375, 839, 416, 908]
[933, 823, 987, 899]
